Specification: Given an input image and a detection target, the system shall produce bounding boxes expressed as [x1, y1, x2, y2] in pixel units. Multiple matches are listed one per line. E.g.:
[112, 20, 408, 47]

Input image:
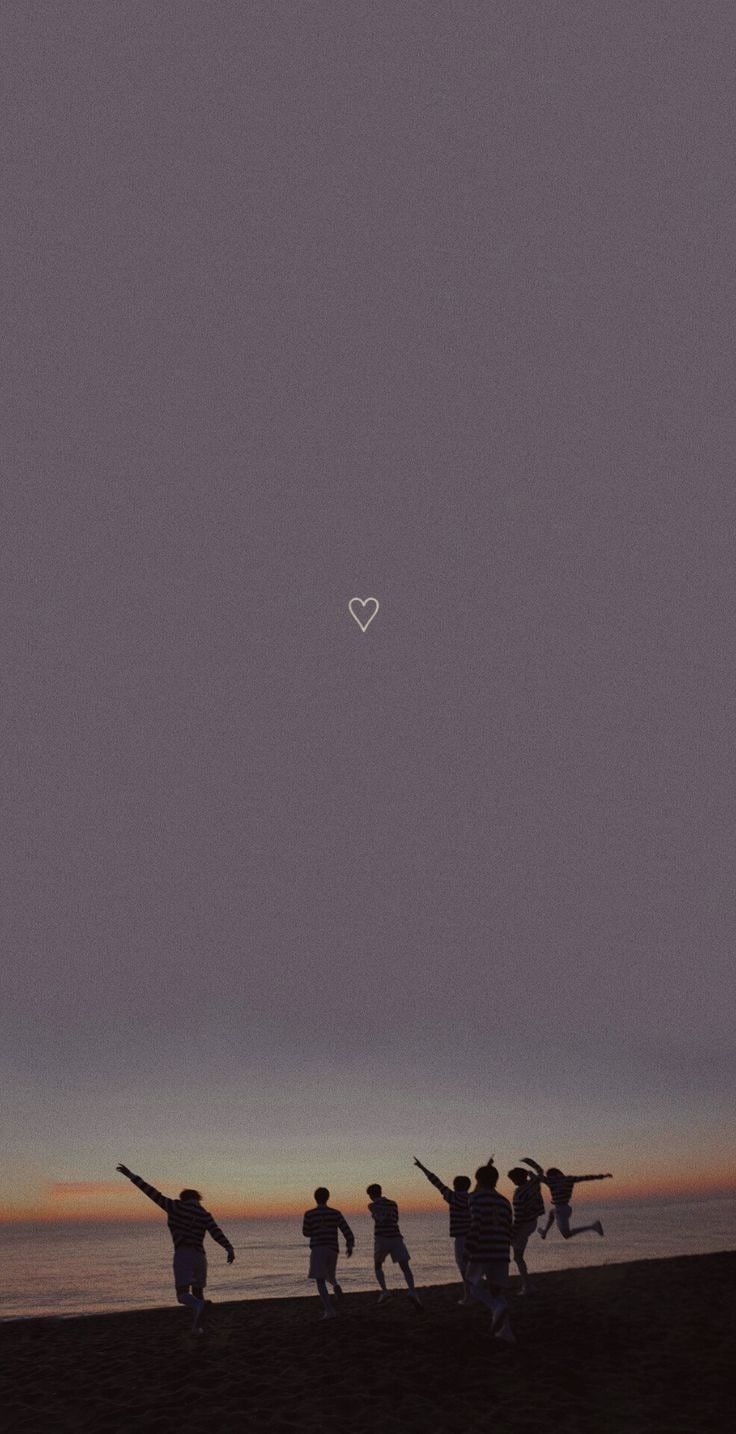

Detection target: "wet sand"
[1, 1251, 734, 1432]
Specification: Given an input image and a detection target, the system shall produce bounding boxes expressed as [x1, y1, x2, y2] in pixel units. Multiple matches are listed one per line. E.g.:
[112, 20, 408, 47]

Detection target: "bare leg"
[556, 1207, 604, 1240]
[399, 1259, 415, 1291]
[467, 1277, 507, 1323]
[399, 1259, 421, 1305]
[374, 1260, 388, 1292]
[316, 1278, 336, 1317]
[176, 1284, 204, 1331]
[538, 1209, 555, 1240]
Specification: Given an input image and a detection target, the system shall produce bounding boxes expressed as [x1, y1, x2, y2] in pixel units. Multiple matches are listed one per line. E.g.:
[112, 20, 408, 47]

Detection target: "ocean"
[2, 1195, 734, 1320]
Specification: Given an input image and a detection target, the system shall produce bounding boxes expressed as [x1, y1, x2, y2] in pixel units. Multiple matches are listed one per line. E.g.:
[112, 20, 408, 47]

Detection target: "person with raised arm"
[520, 1157, 612, 1240]
[463, 1162, 515, 1343]
[507, 1166, 546, 1293]
[366, 1183, 422, 1308]
[302, 1187, 354, 1320]
[413, 1153, 494, 1304]
[116, 1163, 235, 1333]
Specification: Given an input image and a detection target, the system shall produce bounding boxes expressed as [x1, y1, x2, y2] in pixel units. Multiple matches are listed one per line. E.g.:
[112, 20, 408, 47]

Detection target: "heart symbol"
[348, 597, 380, 633]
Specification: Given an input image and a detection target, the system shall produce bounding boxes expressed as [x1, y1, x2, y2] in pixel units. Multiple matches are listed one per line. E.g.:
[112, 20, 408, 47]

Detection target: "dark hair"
[453, 1175, 471, 1192]
[179, 1188, 201, 1203]
[366, 1183, 382, 1199]
[507, 1167, 529, 1186]
[474, 1164, 499, 1189]
[314, 1187, 330, 1205]
[547, 1167, 563, 1178]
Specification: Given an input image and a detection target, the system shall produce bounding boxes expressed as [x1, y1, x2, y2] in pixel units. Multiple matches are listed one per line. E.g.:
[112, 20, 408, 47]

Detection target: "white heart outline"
[348, 596, 380, 633]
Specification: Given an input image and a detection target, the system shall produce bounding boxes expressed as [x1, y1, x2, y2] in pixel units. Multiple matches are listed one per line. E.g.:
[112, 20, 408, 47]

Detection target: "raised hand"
[116, 1164, 131, 1177]
[227, 1250, 236, 1264]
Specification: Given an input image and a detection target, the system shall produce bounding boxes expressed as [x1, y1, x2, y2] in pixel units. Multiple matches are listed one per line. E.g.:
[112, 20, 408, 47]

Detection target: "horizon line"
[1, 1181, 733, 1225]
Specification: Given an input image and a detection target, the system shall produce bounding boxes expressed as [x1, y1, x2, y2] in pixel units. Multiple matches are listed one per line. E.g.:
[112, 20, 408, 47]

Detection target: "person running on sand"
[464, 1163, 515, 1343]
[520, 1157, 612, 1240]
[116, 1164, 235, 1333]
[366, 1184, 422, 1308]
[302, 1187, 354, 1320]
[507, 1167, 545, 1293]
[413, 1154, 493, 1304]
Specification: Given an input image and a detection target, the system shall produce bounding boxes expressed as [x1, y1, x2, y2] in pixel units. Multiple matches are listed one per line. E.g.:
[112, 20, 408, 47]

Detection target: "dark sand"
[2, 1252, 735, 1433]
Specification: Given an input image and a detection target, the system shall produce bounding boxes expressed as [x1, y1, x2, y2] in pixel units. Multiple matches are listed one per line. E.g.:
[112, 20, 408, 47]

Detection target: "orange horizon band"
[1, 1177, 733, 1224]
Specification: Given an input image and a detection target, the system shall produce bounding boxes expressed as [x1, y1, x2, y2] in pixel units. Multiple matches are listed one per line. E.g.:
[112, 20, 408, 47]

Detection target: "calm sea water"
[2, 1196, 734, 1320]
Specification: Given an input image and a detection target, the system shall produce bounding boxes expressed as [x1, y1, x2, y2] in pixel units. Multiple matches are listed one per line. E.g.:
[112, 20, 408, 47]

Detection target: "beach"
[2, 1251, 734, 1433]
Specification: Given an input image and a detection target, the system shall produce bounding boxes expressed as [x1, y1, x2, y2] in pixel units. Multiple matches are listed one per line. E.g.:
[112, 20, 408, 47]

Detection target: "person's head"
[366, 1183, 382, 1200]
[314, 1187, 330, 1205]
[474, 1164, 499, 1190]
[453, 1175, 471, 1192]
[507, 1167, 530, 1187]
[179, 1188, 201, 1204]
[546, 1166, 563, 1179]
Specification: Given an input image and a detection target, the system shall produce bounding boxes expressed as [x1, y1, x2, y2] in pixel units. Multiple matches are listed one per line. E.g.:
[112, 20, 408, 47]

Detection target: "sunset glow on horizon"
[2, 1163, 733, 1225]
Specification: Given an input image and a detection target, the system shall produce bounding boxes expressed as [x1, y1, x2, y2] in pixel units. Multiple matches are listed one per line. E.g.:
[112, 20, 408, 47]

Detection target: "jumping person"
[366, 1184, 422, 1308]
[413, 1154, 492, 1304]
[520, 1157, 612, 1240]
[507, 1167, 545, 1293]
[116, 1163, 235, 1332]
[464, 1163, 515, 1342]
[302, 1187, 354, 1320]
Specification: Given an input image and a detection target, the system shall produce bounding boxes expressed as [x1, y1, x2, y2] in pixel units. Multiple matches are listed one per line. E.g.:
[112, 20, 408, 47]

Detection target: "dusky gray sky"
[2, 1, 735, 1215]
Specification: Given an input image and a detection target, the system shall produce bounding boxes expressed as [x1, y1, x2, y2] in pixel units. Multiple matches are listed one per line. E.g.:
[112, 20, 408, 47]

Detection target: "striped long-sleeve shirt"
[302, 1205, 354, 1252]
[512, 1178, 545, 1228]
[126, 1173, 233, 1253]
[368, 1197, 402, 1239]
[546, 1173, 576, 1206]
[465, 1190, 512, 1262]
[423, 1169, 471, 1237]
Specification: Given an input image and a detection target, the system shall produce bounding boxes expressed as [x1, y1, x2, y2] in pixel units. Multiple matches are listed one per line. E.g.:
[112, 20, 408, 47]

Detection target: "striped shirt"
[423, 1170, 471, 1237]
[546, 1173, 576, 1206]
[512, 1179, 545, 1228]
[302, 1205, 354, 1253]
[368, 1197, 402, 1239]
[127, 1173, 233, 1253]
[465, 1189, 512, 1262]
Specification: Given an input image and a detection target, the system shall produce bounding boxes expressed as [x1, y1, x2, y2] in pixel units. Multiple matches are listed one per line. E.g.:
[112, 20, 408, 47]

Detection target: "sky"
[2, 3, 735, 1223]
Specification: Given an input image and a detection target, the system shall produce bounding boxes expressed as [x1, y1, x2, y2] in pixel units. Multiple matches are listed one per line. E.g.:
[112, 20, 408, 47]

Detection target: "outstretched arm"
[571, 1173, 613, 1183]
[116, 1164, 173, 1213]
[413, 1157, 450, 1200]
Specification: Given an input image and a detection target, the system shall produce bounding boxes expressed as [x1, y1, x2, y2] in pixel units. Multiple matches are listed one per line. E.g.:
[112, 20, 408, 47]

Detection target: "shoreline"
[2, 1250, 734, 1432]
[0, 1246, 733, 1326]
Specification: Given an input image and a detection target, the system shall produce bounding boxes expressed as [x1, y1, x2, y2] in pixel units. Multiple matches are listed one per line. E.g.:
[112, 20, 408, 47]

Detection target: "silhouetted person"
[464, 1164, 514, 1342]
[366, 1184, 422, 1308]
[116, 1163, 234, 1332]
[413, 1154, 493, 1304]
[302, 1187, 354, 1320]
[507, 1167, 545, 1293]
[521, 1157, 612, 1240]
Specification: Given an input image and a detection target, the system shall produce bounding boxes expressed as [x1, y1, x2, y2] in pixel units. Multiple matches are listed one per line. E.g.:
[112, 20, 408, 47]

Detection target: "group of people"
[116, 1156, 613, 1345]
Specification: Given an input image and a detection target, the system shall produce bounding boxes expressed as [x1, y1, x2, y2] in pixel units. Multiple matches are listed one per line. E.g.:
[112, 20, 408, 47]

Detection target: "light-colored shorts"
[464, 1259, 509, 1289]
[308, 1247, 338, 1282]
[374, 1236, 410, 1265]
[453, 1235, 467, 1273]
[512, 1219, 538, 1256]
[173, 1247, 207, 1289]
